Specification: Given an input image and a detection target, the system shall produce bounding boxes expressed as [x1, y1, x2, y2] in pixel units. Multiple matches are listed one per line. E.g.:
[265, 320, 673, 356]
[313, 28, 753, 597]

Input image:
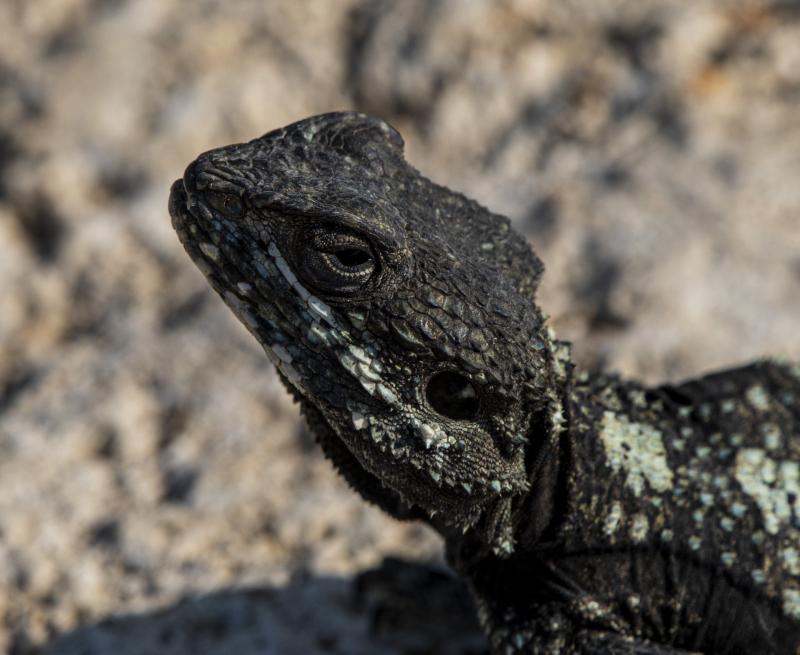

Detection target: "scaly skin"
[169, 112, 800, 654]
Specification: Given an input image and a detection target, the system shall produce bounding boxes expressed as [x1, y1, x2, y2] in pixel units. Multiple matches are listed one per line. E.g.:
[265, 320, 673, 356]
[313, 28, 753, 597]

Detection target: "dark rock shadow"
[40, 558, 487, 655]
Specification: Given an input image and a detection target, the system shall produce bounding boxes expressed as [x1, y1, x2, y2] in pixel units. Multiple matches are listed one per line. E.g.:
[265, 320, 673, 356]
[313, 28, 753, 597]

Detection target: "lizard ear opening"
[426, 371, 480, 421]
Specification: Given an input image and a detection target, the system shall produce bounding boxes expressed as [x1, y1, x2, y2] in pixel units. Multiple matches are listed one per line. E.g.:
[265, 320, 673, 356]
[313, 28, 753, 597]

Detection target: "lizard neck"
[508, 330, 574, 552]
[447, 329, 575, 561]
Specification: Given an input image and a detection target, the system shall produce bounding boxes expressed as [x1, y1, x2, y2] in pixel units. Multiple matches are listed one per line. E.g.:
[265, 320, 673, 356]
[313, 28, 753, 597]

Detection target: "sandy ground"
[1, 1, 799, 653]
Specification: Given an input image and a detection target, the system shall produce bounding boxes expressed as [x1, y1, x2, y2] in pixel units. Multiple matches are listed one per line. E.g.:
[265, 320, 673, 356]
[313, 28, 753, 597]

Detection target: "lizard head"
[169, 112, 568, 554]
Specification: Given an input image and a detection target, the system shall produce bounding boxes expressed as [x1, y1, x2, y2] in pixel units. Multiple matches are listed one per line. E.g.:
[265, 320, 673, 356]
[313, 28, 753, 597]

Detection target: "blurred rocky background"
[1, 0, 798, 653]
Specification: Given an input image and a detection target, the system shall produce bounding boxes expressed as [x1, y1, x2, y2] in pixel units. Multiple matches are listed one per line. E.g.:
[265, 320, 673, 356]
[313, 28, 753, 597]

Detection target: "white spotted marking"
[604, 502, 623, 536]
[351, 411, 367, 430]
[267, 241, 312, 301]
[338, 352, 359, 377]
[376, 383, 399, 406]
[735, 448, 798, 535]
[199, 242, 220, 261]
[746, 385, 771, 411]
[419, 423, 438, 449]
[357, 362, 381, 382]
[730, 502, 747, 518]
[784, 590, 800, 620]
[783, 547, 800, 575]
[762, 423, 782, 450]
[599, 412, 674, 497]
[307, 323, 329, 344]
[348, 344, 370, 363]
[347, 310, 366, 327]
[308, 295, 333, 323]
[630, 514, 649, 542]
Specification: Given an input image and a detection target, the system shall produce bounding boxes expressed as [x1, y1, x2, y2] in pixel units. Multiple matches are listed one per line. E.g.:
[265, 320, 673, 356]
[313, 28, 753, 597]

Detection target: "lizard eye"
[298, 226, 376, 295]
[205, 191, 244, 217]
[426, 371, 480, 421]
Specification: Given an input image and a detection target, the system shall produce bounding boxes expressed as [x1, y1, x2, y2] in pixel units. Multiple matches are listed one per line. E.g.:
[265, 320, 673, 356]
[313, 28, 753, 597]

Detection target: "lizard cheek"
[425, 371, 480, 421]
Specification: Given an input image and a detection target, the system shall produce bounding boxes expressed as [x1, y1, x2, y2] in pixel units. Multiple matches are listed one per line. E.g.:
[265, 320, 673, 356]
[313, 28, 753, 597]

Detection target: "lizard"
[169, 111, 800, 654]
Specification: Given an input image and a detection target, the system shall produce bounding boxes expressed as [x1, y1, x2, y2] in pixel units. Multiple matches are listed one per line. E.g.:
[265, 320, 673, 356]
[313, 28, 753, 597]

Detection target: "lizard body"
[169, 112, 800, 654]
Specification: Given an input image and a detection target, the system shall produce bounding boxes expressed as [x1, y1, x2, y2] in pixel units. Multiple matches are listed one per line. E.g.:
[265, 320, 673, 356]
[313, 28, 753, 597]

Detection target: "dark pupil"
[426, 371, 479, 420]
[333, 248, 370, 267]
